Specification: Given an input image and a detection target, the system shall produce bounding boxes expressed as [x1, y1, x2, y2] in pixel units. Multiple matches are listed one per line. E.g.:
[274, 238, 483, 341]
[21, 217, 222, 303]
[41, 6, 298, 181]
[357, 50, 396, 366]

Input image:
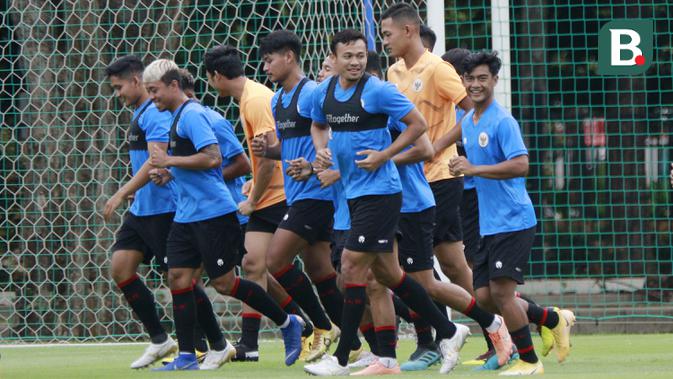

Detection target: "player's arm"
[392, 132, 434, 165]
[103, 141, 168, 221]
[222, 152, 251, 181]
[449, 154, 528, 179]
[432, 116, 464, 154]
[457, 96, 474, 112]
[247, 131, 278, 206]
[251, 135, 282, 160]
[150, 143, 222, 170]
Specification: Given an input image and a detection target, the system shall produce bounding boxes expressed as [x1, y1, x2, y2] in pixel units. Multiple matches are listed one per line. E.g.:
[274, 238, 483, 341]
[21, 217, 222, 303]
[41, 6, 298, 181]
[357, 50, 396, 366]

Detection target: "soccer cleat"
[348, 350, 378, 369]
[199, 340, 236, 370]
[281, 314, 305, 366]
[151, 352, 199, 371]
[348, 346, 363, 363]
[305, 323, 341, 363]
[463, 349, 494, 366]
[488, 315, 513, 366]
[498, 359, 544, 376]
[351, 360, 401, 376]
[540, 307, 559, 357]
[161, 349, 206, 366]
[300, 331, 315, 361]
[130, 336, 178, 369]
[475, 346, 519, 371]
[438, 323, 471, 374]
[400, 345, 440, 371]
[304, 354, 350, 376]
[232, 341, 260, 362]
[551, 309, 575, 363]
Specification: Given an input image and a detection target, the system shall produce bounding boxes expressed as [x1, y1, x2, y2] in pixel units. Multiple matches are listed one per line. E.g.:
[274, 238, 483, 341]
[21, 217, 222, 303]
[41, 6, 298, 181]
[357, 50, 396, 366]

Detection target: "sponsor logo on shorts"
[217, 259, 224, 267]
[283, 214, 289, 221]
[406, 257, 414, 265]
[378, 239, 388, 244]
[304, 224, 313, 230]
[515, 267, 522, 272]
[495, 261, 503, 269]
[164, 257, 168, 264]
[358, 235, 366, 243]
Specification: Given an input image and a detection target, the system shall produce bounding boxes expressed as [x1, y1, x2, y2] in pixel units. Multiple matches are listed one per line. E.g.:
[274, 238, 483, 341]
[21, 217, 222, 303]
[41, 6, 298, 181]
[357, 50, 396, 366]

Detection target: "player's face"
[145, 80, 177, 112]
[381, 17, 408, 58]
[316, 57, 335, 83]
[109, 75, 142, 108]
[206, 71, 228, 97]
[263, 51, 292, 84]
[463, 64, 498, 106]
[334, 40, 367, 82]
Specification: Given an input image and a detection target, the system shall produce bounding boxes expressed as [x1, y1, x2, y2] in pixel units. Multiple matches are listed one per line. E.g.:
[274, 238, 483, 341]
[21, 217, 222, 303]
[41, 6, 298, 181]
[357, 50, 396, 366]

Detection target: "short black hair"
[462, 51, 502, 76]
[259, 30, 302, 62]
[178, 68, 195, 91]
[159, 69, 183, 89]
[420, 25, 437, 50]
[365, 51, 383, 79]
[441, 48, 471, 75]
[105, 55, 144, 78]
[204, 44, 245, 79]
[330, 29, 368, 54]
[381, 3, 421, 26]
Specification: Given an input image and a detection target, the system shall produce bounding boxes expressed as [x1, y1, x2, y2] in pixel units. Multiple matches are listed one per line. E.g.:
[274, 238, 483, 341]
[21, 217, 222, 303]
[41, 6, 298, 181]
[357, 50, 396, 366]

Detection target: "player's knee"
[489, 284, 515, 308]
[241, 254, 264, 277]
[110, 259, 134, 284]
[210, 276, 234, 295]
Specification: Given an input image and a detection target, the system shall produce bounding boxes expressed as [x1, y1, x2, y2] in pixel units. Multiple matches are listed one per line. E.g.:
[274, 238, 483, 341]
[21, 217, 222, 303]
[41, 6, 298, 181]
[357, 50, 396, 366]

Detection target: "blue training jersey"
[127, 99, 176, 216]
[461, 100, 537, 235]
[327, 144, 351, 231]
[455, 106, 475, 190]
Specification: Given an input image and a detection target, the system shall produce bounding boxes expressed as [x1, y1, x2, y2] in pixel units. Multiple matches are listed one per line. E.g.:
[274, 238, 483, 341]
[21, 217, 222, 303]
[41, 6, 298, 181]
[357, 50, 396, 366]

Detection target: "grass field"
[1, 334, 672, 378]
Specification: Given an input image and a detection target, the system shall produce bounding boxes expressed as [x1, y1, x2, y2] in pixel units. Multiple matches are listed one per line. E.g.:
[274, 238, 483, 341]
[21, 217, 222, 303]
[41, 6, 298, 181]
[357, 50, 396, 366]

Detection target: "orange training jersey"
[387, 50, 467, 183]
[239, 78, 286, 209]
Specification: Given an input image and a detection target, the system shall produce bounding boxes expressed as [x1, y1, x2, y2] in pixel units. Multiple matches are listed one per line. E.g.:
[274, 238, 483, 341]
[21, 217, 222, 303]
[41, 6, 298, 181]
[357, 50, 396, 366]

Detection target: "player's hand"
[241, 179, 253, 196]
[149, 144, 171, 168]
[103, 193, 124, 222]
[315, 148, 333, 170]
[149, 168, 172, 186]
[449, 155, 475, 176]
[238, 199, 257, 216]
[251, 134, 268, 158]
[317, 169, 340, 188]
[286, 158, 313, 181]
[355, 149, 389, 171]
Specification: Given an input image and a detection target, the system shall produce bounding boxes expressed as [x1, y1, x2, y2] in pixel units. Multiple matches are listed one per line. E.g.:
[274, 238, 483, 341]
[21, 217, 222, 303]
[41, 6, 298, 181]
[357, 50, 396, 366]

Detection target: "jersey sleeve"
[497, 116, 528, 160]
[142, 108, 171, 143]
[298, 81, 317, 119]
[179, 110, 219, 151]
[374, 81, 415, 121]
[217, 120, 245, 159]
[434, 62, 467, 104]
[243, 95, 276, 137]
[311, 82, 328, 124]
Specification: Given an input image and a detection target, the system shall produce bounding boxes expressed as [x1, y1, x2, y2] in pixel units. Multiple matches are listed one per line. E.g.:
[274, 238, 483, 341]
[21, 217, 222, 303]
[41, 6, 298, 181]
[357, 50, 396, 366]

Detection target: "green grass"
[1, 334, 672, 378]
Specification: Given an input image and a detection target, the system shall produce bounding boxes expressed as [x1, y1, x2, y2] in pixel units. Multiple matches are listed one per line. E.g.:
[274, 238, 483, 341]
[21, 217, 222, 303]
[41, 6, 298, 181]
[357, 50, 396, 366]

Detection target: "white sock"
[378, 357, 397, 368]
[279, 315, 291, 329]
[485, 315, 502, 334]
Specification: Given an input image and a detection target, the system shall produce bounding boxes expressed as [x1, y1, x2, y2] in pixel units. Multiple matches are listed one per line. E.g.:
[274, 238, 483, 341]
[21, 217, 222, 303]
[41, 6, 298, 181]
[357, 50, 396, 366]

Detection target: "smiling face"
[333, 39, 368, 83]
[463, 64, 498, 107]
[109, 74, 143, 108]
[145, 79, 180, 112]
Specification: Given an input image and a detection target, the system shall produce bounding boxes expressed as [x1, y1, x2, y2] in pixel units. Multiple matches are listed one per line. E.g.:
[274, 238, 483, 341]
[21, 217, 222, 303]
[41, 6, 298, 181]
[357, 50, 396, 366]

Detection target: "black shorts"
[472, 226, 536, 289]
[460, 188, 481, 264]
[246, 201, 288, 234]
[112, 212, 174, 271]
[429, 178, 464, 246]
[279, 199, 334, 245]
[166, 213, 242, 279]
[345, 193, 402, 253]
[397, 207, 436, 273]
[235, 223, 248, 266]
[330, 229, 349, 272]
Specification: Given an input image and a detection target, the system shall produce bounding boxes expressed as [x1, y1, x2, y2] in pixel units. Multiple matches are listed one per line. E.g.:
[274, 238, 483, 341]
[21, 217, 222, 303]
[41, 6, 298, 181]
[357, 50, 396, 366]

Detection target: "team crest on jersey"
[412, 78, 423, 92]
[478, 132, 489, 147]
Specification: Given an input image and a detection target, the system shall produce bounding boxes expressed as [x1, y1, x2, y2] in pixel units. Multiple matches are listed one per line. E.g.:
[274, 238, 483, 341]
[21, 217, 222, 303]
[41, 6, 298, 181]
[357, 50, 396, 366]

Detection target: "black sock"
[240, 313, 261, 349]
[463, 297, 496, 330]
[230, 277, 288, 326]
[483, 328, 495, 352]
[193, 285, 225, 351]
[282, 295, 314, 338]
[375, 326, 397, 359]
[193, 324, 209, 352]
[334, 284, 367, 366]
[413, 318, 435, 348]
[391, 273, 456, 340]
[274, 265, 331, 330]
[510, 325, 538, 363]
[117, 274, 166, 343]
[360, 323, 379, 355]
[314, 273, 344, 328]
[171, 286, 196, 353]
[392, 294, 414, 323]
[433, 301, 448, 344]
[526, 304, 560, 329]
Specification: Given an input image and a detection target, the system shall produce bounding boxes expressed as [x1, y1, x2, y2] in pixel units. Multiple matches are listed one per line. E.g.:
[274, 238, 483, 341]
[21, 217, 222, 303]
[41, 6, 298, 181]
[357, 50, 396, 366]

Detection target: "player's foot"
[300, 331, 315, 361]
[400, 345, 440, 371]
[232, 341, 259, 362]
[351, 359, 401, 376]
[488, 315, 513, 366]
[475, 346, 519, 371]
[151, 352, 199, 371]
[305, 323, 340, 363]
[463, 349, 494, 366]
[348, 346, 363, 363]
[161, 349, 206, 366]
[130, 336, 178, 369]
[540, 307, 559, 357]
[438, 323, 471, 374]
[199, 340, 236, 370]
[348, 350, 378, 369]
[551, 309, 575, 362]
[498, 359, 544, 376]
[304, 354, 350, 376]
[281, 314, 305, 366]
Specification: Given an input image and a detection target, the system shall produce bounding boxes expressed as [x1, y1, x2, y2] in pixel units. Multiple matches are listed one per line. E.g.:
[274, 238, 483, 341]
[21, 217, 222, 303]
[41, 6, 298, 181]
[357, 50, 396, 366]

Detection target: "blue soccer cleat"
[281, 314, 305, 366]
[152, 352, 199, 371]
[475, 348, 520, 371]
[400, 345, 441, 371]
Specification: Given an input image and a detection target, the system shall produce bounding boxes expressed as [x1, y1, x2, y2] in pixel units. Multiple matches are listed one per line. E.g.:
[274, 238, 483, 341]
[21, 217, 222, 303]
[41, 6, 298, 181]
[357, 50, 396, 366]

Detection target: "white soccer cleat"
[199, 340, 236, 370]
[130, 336, 178, 369]
[348, 350, 379, 369]
[438, 323, 471, 374]
[304, 354, 350, 376]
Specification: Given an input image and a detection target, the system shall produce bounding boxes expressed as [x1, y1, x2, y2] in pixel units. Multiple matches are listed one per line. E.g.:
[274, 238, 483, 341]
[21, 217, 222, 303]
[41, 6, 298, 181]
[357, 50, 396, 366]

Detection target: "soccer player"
[143, 59, 303, 371]
[103, 55, 178, 369]
[303, 29, 468, 376]
[250, 30, 341, 362]
[449, 51, 575, 375]
[317, 56, 336, 84]
[419, 24, 437, 51]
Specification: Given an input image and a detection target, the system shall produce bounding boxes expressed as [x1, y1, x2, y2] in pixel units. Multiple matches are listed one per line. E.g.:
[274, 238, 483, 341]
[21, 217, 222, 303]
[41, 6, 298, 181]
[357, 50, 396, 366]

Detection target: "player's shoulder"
[143, 101, 170, 121]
